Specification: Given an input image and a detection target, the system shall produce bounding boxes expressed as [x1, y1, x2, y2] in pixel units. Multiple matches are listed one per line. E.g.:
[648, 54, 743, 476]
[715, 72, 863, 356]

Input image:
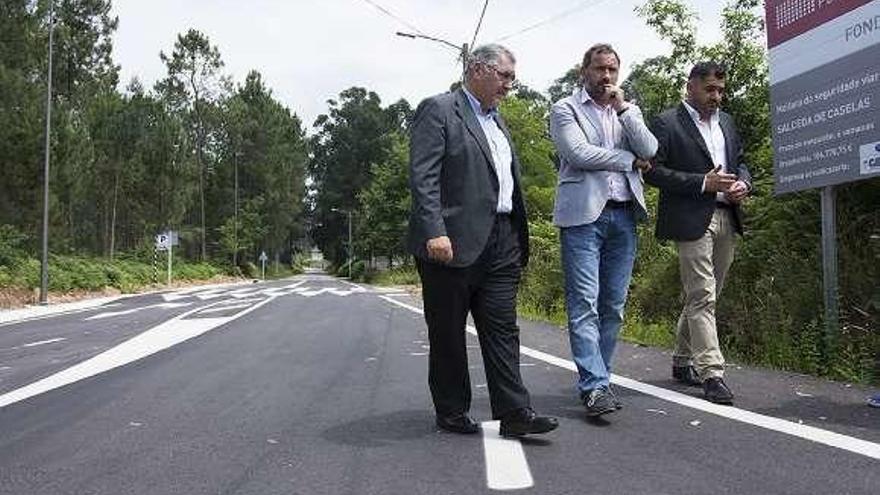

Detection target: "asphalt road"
[1, 274, 877, 494]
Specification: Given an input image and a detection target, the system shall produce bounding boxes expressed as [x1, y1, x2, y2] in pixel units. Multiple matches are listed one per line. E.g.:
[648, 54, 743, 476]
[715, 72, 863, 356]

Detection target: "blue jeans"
[561, 205, 637, 395]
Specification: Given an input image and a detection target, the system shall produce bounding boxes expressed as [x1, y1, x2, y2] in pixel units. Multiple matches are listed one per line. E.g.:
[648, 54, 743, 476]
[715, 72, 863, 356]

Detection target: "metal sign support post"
[820, 185, 839, 346]
[167, 243, 173, 287]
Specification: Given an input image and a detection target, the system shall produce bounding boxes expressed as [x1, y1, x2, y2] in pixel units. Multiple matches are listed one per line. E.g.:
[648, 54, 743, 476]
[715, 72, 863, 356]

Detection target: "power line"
[495, 0, 608, 42]
[357, 0, 425, 35]
[470, 0, 490, 49]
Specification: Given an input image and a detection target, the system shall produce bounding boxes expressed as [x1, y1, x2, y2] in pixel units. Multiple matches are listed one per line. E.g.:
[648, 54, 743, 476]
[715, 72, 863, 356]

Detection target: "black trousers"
[416, 214, 530, 419]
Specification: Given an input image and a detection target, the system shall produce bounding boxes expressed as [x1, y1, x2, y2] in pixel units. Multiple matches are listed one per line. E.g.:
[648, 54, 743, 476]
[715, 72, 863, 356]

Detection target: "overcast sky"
[110, 0, 732, 128]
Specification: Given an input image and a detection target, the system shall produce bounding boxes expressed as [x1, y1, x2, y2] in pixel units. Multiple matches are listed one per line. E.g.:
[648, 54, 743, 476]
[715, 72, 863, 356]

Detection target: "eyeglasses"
[485, 64, 516, 83]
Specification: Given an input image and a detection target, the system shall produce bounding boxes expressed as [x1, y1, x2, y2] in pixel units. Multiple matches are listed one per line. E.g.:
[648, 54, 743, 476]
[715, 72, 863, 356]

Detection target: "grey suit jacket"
[407, 89, 530, 268]
[549, 87, 658, 228]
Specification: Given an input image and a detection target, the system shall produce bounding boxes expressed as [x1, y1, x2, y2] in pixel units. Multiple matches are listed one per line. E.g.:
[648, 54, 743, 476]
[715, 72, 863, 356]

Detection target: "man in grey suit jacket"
[645, 62, 751, 405]
[549, 44, 657, 417]
[407, 44, 557, 437]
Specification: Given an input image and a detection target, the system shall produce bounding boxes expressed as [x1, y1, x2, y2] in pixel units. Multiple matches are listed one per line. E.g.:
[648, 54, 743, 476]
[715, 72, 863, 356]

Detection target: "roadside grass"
[0, 254, 235, 308]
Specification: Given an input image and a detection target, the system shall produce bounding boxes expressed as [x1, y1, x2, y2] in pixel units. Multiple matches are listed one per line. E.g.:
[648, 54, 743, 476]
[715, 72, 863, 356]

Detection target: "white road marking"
[379, 296, 880, 461]
[194, 303, 255, 315]
[481, 421, 534, 490]
[85, 302, 192, 321]
[0, 303, 124, 328]
[22, 338, 66, 348]
[0, 297, 276, 410]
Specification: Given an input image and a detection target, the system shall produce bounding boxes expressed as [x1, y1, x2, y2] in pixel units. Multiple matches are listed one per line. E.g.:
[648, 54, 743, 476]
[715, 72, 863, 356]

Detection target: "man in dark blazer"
[645, 62, 751, 405]
[407, 44, 558, 437]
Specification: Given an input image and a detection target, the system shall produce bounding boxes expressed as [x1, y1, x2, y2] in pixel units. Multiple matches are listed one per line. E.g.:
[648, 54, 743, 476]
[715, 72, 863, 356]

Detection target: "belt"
[605, 200, 633, 209]
[715, 202, 734, 210]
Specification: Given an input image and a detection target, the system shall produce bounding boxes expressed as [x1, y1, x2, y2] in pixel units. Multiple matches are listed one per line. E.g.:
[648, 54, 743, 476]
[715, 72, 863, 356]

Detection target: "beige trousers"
[673, 208, 736, 380]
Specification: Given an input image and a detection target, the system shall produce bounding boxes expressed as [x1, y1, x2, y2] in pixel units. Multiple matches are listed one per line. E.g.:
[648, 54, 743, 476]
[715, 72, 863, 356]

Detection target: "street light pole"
[395, 31, 469, 81]
[233, 151, 239, 269]
[39, 0, 55, 305]
[346, 210, 352, 280]
[331, 208, 353, 279]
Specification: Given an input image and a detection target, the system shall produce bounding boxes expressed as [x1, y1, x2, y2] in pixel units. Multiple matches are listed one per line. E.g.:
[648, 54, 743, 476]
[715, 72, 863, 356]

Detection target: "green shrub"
[0, 225, 27, 267]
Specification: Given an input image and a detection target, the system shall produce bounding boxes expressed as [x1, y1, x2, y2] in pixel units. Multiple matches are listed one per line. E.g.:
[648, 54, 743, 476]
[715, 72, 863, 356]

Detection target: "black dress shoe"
[499, 408, 559, 437]
[672, 365, 702, 387]
[703, 377, 734, 405]
[582, 387, 617, 417]
[436, 413, 480, 434]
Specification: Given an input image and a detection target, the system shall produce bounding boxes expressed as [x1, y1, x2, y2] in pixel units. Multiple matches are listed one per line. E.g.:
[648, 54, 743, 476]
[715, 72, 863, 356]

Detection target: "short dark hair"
[581, 43, 620, 70]
[688, 61, 726, 81]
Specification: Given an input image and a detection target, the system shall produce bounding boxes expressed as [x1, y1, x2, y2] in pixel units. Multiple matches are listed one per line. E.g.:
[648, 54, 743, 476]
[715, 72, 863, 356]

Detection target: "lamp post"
[330, 208, 353, 279]
[39, 0, 55, 305]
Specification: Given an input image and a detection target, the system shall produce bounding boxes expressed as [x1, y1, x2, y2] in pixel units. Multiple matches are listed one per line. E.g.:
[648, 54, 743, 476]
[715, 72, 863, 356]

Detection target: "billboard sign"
[766, 0, 880, 193]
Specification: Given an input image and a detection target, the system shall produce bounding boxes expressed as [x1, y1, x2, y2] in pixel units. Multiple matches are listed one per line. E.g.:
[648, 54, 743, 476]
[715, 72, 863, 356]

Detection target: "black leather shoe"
[436, 413, 480, 434]
[672, 365, 702, 387]
[499, 408, 558, 437]
[703, 377, 734, 405]
[582, 387, 617, 417]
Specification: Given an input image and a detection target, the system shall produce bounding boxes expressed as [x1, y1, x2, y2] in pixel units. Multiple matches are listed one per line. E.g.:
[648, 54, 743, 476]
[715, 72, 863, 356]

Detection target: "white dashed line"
[481, 421, 534, 490]
[22, 338, 66, 348]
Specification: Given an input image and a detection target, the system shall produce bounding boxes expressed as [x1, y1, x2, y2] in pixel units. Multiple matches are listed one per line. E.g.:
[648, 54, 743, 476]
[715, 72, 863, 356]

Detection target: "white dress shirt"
[683, 101, 729, 202]
[463, 88, 514, 213]
[581, 89, 632, 202]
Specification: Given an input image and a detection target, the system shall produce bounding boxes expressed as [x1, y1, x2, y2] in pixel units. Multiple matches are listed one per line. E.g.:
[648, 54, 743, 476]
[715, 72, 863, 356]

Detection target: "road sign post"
[155, 231, 176, 287]
[259, 251, 268, 280]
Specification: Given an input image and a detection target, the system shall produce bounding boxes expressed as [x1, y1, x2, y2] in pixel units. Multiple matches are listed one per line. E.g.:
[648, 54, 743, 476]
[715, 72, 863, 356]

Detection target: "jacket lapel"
[575, 87, 602, 138]
[720, 113, 738, 174]
[455, 89, 495, 174]
[677, 103, 713, 167]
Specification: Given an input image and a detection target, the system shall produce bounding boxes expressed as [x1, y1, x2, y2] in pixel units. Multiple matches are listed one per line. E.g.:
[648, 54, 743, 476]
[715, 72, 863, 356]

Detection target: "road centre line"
[481, 421, 534, 490]
[379, 296, 880, 461]
[0, 297, 277, 410]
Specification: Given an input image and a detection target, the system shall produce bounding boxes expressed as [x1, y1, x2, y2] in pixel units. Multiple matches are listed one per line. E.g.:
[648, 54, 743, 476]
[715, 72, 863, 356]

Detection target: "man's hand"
[632, 157, 652, 172]
[604, 85, 628, 112]
[704, 165, 737, 193]
[724, 180, 749, 203]
[426, 236, 453, 263]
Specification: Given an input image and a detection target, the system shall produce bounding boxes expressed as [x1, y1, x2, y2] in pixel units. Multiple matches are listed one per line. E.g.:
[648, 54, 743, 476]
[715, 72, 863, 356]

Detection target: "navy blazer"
[645, 103, 752, 241]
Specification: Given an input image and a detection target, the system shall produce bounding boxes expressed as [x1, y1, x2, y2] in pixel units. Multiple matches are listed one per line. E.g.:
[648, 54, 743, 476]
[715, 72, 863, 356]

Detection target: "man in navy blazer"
[407, 44, 558, 437]
[549, 44, 657, 417]
[644, 62, 751, 405]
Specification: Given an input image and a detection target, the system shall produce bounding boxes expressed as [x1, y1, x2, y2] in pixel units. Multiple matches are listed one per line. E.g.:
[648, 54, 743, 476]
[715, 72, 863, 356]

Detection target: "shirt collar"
[683, 100, 719, 124]
[578, 86, 612, 112]
[463, 87, 497, 118]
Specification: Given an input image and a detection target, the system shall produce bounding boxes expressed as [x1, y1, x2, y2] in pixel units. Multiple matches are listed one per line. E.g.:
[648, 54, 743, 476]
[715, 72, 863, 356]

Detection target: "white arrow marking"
[195, 303, 256, 315]
[85, 302, 191, 321]
[0, 297, 275, 409]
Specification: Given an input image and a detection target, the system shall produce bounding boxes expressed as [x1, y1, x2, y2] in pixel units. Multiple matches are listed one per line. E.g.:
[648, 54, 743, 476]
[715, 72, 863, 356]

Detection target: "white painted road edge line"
[379, 296, 880, 461]
[0, 297, 277, 410]
[481, 421, 534, 490]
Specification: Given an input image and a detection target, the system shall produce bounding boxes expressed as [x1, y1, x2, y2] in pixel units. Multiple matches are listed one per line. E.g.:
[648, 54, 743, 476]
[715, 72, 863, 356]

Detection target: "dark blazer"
[407, 88, 530, 268]
[645, 103, 751, 241]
